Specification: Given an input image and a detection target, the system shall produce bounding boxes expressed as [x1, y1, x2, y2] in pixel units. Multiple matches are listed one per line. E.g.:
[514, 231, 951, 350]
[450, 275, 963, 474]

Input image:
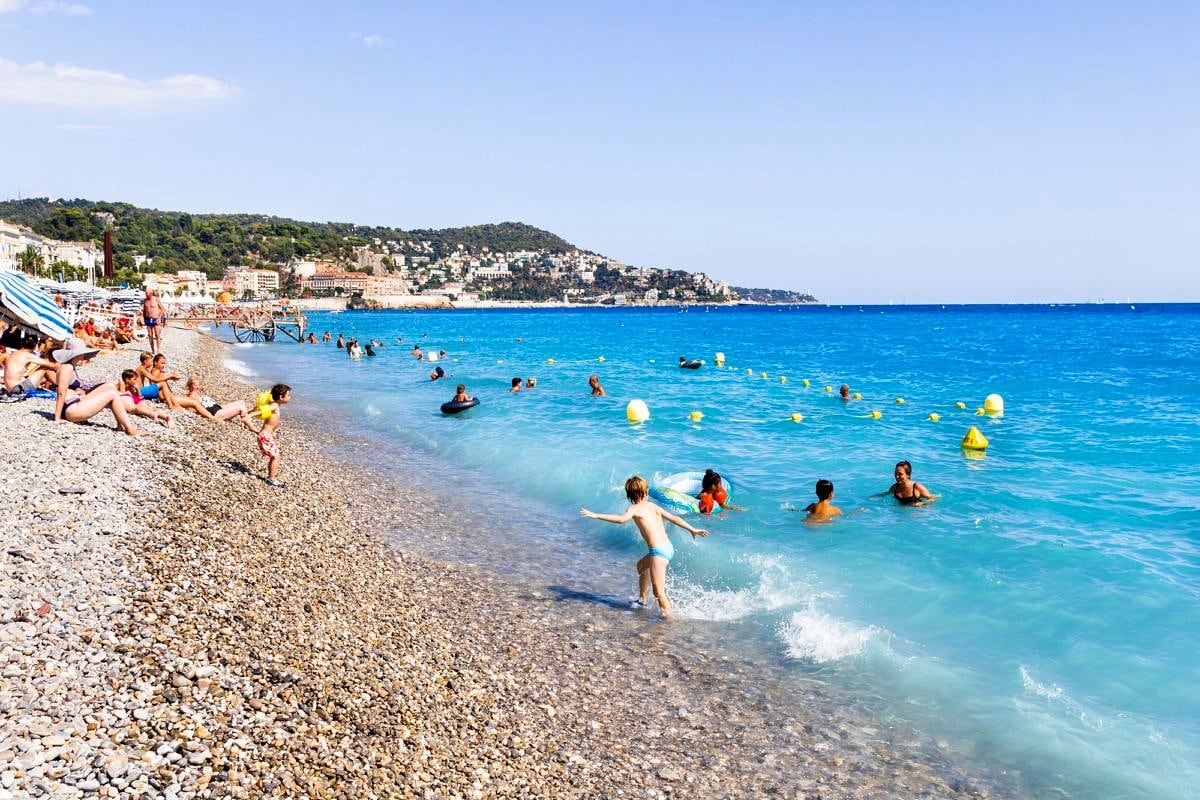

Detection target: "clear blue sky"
[2, 1, 1197, 303]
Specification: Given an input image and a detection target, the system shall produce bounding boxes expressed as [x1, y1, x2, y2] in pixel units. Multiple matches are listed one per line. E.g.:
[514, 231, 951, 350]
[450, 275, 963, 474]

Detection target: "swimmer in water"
[875, 460, 937, 505]
[804, 479, 843, 522]
[698, 469, 744, 514]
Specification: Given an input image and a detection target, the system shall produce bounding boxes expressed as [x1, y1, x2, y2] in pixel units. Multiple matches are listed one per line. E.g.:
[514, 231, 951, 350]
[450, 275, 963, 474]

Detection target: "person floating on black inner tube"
[452, 384, 472, 403]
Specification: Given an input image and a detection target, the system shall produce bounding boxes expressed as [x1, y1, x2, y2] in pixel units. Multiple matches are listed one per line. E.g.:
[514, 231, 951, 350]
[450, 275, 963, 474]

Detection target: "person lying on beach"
[452, 384, 472, 403]
[252, 383, 291, 489]
[580, 475, 708, 618]
[804, 479, 843, 522]
[588, 374, 605, 396]
[874, 460, 937, 505]
[3, 334, 57, 394]
[510, 377, 522, 393]
[52, 339, 145, 437]
[698, 469, 744, 514]
[184, 377, 255, 425]
[116, 369, 174, 428]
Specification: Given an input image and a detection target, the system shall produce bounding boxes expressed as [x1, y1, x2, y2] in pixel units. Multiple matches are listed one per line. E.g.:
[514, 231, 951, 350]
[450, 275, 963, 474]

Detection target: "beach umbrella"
[0, 270, 73, 340]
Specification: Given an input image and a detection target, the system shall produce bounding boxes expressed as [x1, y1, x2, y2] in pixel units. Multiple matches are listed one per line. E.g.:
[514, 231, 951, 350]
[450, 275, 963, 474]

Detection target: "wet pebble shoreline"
[1, 327, 1029, 799]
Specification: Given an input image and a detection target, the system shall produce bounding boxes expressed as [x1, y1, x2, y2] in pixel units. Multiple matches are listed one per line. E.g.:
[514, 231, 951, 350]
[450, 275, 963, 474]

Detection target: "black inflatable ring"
[680, 360, 703, 369]
[441, 397, 480, 415]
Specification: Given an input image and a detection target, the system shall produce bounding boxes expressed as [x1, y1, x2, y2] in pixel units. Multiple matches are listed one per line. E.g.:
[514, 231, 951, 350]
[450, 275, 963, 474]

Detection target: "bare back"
[628, 501, 671, 550]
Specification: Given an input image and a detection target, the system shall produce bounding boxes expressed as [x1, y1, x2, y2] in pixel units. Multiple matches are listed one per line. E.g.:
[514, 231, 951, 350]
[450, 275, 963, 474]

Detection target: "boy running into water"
[252, 383, 291, 488]
[804, 479, 843, 522]
[580, 476, 708, 618]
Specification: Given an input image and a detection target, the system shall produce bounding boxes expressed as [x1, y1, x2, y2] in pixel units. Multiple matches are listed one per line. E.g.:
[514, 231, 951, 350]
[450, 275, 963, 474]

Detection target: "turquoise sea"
[217, 304, 1200, 799]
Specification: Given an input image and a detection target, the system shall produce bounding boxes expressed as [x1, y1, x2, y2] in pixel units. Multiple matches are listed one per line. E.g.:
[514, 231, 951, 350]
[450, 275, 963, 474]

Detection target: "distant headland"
[0, 197, 818, 308]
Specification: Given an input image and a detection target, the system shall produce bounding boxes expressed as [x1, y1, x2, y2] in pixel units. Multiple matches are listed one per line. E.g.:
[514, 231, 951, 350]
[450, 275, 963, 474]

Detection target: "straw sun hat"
[52, 337, 100, 364]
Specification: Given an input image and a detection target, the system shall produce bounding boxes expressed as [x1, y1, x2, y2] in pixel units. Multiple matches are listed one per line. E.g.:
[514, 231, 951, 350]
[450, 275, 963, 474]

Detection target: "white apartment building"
[234, 269, 280, 297]
[0, 219, 47, 272]
[175, 270, 208, 295]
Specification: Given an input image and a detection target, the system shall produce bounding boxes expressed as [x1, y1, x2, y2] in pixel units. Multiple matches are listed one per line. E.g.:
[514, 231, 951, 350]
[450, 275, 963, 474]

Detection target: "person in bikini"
[580, 475, 708, 618]
[183, 377, 255, 424]
[876, 460, 937, 505]
[52, 338, 145, 436]
[116, 369, 174, 428]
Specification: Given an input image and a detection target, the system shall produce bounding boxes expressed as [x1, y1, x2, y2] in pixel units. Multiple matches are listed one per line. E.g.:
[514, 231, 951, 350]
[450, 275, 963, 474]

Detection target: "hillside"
[0, 198, 574, 278]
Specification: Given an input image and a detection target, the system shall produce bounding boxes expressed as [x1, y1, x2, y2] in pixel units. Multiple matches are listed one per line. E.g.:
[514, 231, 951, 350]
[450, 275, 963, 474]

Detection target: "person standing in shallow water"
[580, 475, 708, 618]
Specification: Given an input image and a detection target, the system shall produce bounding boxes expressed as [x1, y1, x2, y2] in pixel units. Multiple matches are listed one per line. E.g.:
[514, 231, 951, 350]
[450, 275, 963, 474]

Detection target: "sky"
[1, 1, 1197, 303]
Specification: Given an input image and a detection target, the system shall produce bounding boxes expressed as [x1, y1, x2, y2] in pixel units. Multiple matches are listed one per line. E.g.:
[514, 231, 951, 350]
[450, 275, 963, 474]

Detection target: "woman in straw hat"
[52, 338, 146, 436]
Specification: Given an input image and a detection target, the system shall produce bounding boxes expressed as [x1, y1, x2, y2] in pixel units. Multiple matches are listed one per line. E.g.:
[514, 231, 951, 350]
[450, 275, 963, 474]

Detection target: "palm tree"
[19, 245, 45, 277]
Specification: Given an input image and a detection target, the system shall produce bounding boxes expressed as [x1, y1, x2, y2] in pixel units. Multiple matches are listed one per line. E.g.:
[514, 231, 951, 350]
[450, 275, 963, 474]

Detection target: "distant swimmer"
[804, 479, 843, 522]
[525, 377, 536, 389]
[306, 333, 317, 344]
[839, 384, 851, 400]
[875, 460, 937, 505]
[698, 469, 744, 514]
[429, 366, 446, 381]
[510, 377, 522, 393]
[412, 345, 423, 360]
[589, 374, 605, 396]
[580, 475, 708, 618]
[364, 343, 376, 357]
[336, 334, 345, 349]
[322, 331, 331, 342]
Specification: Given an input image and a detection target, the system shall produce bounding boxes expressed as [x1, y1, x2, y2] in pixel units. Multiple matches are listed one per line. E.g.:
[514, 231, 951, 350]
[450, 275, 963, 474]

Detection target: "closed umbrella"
[0, 270, 73, 340]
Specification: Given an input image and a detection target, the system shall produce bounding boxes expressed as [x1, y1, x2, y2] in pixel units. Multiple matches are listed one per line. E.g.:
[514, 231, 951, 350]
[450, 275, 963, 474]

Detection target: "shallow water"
[216, 304, 1200, 799]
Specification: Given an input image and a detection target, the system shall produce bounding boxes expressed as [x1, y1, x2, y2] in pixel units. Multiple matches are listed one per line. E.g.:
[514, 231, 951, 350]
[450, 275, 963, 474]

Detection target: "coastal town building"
[234, 269, 281, 297]
[300, 270, 370, 294]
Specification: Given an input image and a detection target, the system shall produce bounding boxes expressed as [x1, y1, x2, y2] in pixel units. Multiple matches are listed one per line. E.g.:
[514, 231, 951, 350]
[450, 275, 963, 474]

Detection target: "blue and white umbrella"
[0, 270, 73, 341]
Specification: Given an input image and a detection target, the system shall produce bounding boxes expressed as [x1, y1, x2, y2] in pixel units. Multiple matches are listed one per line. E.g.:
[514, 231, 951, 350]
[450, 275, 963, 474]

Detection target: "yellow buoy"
[746, 368, 754, 375]
[895, 397, 906, 404]
[761, 372, 769, 380]
[780, 376, 787, 383]
[597, 356, 605, 362]
[801, 379, 811, 387]
[983, 393, 1004, 416]
[961, 426, 989, 450]
[928, 413, 941, 422]
[688, 410, 704, 422]
[955, 401, 967, 410]
[790, 412, 804, 422]
[546, 358, 555, 364]
[975, 407, 985, 416]
[715, 352, 725, 366]
[626, 399, 650, 423]
[852, 392, 862, 400]
[824, 385, 833, 393]
[869, 410, 883, 419]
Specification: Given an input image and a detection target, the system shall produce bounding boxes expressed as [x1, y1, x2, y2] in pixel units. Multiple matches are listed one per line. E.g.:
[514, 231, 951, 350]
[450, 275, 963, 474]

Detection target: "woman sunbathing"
[52, 339, 145, 437]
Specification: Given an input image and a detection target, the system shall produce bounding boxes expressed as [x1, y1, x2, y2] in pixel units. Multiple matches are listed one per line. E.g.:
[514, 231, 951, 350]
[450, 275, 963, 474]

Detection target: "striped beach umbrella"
[0, 270, 73, 341]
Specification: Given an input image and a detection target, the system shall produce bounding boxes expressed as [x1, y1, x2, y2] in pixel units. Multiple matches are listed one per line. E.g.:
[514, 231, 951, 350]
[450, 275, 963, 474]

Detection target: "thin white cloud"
[0, 0, 91, 14]
[0, 58, 238, 112]
[54, 122, 109, 130]
[361, 34, 385, 47]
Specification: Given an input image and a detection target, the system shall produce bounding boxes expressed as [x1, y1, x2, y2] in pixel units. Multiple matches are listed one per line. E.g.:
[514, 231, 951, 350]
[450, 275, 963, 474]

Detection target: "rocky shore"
[1, 328, 1027, 799]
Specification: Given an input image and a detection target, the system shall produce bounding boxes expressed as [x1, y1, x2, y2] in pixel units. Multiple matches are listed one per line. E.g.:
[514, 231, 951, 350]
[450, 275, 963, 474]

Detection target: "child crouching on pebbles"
[252, 383, 291, 488]
[580, 475, 708, 618]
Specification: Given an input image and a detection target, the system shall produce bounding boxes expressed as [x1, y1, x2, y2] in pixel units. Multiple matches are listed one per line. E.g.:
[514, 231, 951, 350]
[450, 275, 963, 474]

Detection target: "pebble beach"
[1, 327, 1030, 799]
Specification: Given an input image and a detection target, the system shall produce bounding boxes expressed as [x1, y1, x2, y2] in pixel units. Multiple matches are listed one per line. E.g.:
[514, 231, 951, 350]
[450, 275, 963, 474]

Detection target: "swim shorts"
[257, 433, 279, 459]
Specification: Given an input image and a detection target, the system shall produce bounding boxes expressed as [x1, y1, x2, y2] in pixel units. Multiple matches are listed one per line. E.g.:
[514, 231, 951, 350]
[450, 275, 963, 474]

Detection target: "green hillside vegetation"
[0, 198, 573, 281]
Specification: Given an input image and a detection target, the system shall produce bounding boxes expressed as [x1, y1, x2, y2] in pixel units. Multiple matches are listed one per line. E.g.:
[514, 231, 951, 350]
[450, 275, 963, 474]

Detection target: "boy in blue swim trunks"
[580, 475, 708, 618]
